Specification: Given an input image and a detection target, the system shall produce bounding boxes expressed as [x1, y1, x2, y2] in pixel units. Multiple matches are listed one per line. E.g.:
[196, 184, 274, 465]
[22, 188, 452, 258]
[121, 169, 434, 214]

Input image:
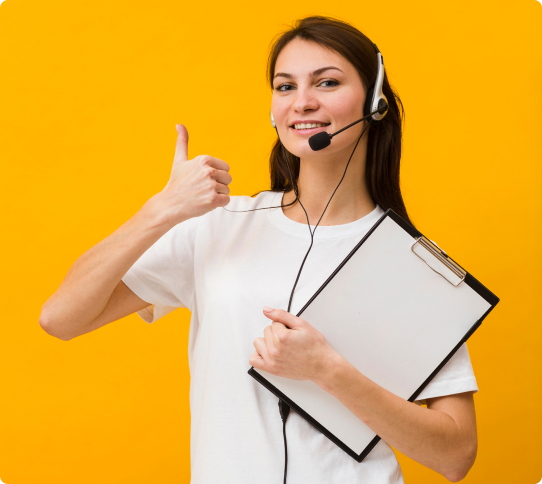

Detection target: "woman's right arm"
[39, 124, 231, 341]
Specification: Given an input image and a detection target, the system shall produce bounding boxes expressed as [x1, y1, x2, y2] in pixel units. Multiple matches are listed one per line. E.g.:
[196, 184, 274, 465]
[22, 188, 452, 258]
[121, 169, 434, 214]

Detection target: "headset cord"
[278, 399, 291, 484]
[221, 195, 299, 213]
[282, 121, 371, 314]
[276, 119, 372, 484]
[220, 120, 372, 484]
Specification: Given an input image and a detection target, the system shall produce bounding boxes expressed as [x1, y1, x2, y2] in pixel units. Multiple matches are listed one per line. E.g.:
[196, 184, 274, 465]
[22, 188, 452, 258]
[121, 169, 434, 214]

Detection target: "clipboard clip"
[411, 236, 466, 287]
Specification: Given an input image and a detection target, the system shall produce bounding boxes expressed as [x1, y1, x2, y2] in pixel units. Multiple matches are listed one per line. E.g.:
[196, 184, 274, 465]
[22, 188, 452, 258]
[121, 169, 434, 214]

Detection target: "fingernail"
[175, 124, 179, 132]
[263, 306, 273, 313]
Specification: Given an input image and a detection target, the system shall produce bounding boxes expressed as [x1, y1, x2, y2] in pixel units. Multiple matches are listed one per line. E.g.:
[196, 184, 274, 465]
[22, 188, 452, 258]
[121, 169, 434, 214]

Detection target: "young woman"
[40, 16, 478, 484]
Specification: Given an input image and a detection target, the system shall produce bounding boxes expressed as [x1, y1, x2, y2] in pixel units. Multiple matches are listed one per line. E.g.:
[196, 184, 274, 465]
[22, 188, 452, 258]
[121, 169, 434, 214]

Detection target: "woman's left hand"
[249, 306, 341, 383]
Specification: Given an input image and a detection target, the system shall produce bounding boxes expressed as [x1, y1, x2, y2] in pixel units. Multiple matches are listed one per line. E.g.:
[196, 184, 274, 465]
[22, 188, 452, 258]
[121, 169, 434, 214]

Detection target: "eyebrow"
[273, 66, 343, 80]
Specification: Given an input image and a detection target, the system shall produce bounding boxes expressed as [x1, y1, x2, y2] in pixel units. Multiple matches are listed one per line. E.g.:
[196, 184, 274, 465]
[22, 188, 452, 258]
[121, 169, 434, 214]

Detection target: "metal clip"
[411, 236, 466, 287]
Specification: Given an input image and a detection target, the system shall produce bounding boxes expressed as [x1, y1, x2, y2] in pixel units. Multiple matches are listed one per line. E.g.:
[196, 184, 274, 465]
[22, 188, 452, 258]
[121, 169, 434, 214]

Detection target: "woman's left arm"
[250, 308, 477, 483]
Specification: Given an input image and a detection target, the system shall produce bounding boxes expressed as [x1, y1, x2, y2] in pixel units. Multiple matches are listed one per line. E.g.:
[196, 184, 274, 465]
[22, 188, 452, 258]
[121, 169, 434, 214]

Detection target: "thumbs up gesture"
[156, 124, 232, 225]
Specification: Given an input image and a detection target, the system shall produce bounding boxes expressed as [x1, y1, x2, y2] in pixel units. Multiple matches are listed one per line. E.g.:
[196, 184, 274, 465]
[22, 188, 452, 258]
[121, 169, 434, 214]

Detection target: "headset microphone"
[308, 43, 389, 152]
[308, 104, 386, 151]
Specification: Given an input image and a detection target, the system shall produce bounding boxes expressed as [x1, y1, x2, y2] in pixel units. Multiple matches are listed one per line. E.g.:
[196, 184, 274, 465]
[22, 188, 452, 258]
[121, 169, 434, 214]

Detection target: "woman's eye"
[276, 83, 295, 92]
[274, 80, 338, 91]
[320, 80, 339, 87]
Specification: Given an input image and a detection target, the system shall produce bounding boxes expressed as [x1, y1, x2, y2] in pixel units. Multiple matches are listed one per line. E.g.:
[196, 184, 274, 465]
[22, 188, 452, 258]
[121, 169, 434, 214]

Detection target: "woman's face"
[271, 38, 367, 160]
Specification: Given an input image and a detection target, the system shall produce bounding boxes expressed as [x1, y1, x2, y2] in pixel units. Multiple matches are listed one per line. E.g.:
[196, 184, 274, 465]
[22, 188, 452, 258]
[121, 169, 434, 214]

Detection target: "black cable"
[221, 194, 299, 213]
[283, 120, 371, 313]
[282, 419, 288, 484]
[222, 120, 372, 313]
[222, 106, 381, 216]
[276, 120, 372, 484]
[278, 399, 291, 484]
[223, 119, 373, 484]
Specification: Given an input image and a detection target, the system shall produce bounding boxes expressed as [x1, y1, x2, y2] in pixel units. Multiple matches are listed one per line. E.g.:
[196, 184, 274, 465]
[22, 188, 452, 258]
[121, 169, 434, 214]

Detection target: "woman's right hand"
[151, 124, 232, 225]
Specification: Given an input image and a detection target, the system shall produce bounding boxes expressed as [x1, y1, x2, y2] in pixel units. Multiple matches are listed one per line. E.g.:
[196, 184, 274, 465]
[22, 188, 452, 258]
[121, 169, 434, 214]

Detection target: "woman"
[40, 16, 478, 484]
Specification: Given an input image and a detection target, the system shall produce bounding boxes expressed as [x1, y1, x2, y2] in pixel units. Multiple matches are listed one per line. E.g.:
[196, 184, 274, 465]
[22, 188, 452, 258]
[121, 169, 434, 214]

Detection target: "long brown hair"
[266, 16, 413, 226]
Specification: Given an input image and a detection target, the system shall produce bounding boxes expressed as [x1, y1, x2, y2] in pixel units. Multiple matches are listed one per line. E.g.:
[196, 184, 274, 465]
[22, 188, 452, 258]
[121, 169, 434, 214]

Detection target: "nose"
[292, 85, 319, 114]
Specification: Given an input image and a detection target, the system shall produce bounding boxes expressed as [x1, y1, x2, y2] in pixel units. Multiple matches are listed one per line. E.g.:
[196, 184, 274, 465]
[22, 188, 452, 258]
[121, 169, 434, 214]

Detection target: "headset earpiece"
[363, 43, 389, 122]
[270, 111, 276, 129]
[363, 86, 376, 119]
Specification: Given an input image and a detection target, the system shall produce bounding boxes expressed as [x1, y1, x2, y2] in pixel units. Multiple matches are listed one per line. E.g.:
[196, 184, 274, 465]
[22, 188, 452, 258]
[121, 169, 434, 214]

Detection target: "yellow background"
[0, 0, 540, 482]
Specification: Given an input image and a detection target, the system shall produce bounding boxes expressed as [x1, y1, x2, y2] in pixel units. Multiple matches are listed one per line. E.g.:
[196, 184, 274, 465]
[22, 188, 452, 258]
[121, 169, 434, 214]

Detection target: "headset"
[363, 44, 388, 123]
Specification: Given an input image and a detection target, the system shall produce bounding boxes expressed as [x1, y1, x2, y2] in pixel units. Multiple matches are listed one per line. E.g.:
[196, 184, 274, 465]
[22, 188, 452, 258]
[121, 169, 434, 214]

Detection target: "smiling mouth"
[290, 122, 331, 130]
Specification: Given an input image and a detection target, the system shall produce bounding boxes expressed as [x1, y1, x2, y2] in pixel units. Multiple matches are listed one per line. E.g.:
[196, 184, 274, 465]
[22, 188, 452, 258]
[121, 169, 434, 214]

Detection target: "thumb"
[262, 307, 304, 329]
[174, 124, 189, 162]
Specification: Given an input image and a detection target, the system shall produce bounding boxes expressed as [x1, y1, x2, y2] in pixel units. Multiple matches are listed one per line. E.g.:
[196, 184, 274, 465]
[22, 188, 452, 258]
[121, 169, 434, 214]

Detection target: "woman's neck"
[281, 148, 376, 227]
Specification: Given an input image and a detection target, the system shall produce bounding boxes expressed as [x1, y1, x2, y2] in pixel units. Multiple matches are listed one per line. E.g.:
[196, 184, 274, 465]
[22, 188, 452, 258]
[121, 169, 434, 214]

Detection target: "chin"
[285, 140, 345, 160]
[282, 130, 364, 160]
[283, 139, 321, 159]
[287, 147, 313, 160]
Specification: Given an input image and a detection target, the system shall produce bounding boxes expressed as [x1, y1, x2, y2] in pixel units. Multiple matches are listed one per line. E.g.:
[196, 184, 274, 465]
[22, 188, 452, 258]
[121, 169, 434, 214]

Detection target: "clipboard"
[248, 208, 499, 462]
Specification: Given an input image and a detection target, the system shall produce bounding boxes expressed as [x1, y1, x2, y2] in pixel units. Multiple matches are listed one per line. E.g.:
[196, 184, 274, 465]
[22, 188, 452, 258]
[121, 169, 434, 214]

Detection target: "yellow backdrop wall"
[0, 0, 540, 482]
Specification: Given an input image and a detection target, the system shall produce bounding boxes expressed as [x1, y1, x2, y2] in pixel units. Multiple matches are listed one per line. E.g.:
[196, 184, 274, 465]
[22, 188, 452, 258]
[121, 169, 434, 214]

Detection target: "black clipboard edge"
[248, 365, 371, 461]
[248, 310, 491, 463]
[407, 303, 495, 403]
[248, 208, 500, 462]
[296, 209, 499, 317]
[295, 209, 392, 318]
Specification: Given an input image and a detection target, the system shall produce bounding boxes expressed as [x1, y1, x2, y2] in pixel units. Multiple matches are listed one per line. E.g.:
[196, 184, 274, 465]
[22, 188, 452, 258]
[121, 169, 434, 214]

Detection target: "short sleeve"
[121, 216, 200, 324]
[413, 343, 478, 405]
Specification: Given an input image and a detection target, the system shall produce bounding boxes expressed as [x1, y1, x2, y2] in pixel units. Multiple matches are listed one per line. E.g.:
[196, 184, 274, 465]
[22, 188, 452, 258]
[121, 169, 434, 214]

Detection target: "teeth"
[294, 123, 328, 130]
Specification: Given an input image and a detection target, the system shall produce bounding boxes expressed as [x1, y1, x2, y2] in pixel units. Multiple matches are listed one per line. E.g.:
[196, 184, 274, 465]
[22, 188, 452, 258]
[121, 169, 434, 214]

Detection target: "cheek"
[271, 98, 288, 125]
[332, 92, 365, 121]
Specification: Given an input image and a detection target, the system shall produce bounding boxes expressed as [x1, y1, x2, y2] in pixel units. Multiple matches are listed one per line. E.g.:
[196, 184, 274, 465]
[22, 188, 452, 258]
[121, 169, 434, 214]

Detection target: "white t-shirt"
[121, 190, 478, 484]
